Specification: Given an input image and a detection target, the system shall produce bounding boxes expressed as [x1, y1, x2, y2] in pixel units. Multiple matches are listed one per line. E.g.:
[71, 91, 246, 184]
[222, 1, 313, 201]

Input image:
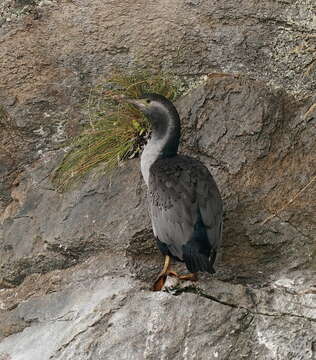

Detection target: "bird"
[122, 93, 223, 291]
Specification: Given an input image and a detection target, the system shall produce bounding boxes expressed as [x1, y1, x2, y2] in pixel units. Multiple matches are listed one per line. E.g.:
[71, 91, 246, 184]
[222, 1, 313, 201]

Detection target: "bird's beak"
[126, 98, 146, 110]
[110, 94, 146, 110]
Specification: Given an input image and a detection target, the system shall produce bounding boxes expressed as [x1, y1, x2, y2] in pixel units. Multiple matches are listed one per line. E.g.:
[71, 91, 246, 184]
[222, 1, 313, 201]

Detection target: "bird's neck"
[140, 107, 181, 185]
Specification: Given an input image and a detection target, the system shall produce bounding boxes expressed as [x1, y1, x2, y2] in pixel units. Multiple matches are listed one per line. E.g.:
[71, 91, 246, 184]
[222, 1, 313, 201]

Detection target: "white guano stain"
[257, 328, 278, 359]
[183, 316, 194, 360]
[143, 298, 165, 360]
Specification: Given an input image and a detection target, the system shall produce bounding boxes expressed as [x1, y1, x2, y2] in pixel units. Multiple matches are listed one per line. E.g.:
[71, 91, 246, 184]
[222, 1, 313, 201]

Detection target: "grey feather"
[130, 93, 223, 274]
[148, 155, 223, 265]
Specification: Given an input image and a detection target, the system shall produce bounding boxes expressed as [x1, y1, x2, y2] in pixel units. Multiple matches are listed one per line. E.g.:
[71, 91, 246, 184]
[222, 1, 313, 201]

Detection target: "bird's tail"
[183, 245, 216, 274]
[182, 209, 217, 274]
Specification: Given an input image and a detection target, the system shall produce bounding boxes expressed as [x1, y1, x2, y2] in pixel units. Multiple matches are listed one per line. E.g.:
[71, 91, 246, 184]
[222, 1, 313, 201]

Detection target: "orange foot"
[152, 255, 198, 291]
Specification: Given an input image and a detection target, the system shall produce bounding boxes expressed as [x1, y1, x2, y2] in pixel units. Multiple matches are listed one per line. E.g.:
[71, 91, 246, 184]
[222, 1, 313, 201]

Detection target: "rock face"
[0, 255, 315, 360]
[0, 0, 315, 359]
[0, 76, 315, 359]
[0, 0, 315, 209]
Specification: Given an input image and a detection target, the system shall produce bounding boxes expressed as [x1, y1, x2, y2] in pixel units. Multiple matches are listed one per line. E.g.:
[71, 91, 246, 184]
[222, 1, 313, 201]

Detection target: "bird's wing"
[148, 156, 223, 261]
[195, 163, 223, 252]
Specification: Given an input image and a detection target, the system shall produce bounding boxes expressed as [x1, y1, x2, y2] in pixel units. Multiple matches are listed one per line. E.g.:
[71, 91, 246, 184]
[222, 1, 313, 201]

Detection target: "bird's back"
[148, 155, 223, 273]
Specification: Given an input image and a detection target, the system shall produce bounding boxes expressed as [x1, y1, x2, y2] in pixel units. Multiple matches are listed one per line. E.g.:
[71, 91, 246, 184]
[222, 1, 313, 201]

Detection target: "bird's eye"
[146, 99, 151, 104]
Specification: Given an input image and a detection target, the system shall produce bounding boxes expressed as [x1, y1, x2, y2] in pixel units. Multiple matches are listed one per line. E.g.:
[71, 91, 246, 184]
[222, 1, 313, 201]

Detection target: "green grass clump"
[53, 70, 183, 191]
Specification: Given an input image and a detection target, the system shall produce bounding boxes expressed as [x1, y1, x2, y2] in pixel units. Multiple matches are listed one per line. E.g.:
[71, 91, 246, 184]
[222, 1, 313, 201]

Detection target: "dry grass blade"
[53, 70, 184, 191]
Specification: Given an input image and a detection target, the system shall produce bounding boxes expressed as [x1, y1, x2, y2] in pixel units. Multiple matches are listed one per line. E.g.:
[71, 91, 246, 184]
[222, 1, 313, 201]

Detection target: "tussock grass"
[53, 70, 183, 191]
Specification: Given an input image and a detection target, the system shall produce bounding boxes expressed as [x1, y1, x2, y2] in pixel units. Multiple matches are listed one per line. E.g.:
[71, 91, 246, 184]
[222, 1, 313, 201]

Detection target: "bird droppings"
[33, 126, 46, 136]
[51, 122, 67, 144]
[143, 301, 164, 359]
[256, 328, 278, 359]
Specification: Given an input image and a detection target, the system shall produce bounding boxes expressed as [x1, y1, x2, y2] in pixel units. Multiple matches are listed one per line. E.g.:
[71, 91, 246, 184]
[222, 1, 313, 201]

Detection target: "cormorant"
[124, 93, 223, 291]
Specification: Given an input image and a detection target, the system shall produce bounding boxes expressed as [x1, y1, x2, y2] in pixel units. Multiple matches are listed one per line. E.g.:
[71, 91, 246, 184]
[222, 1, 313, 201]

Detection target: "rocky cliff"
[0, 1, 315, 359]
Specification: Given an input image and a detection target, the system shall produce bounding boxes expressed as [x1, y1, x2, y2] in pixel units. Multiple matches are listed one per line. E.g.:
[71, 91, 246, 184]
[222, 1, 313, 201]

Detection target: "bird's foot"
[178, 273, 198, 282]
[152, 255, 198, 291]
[152, 270, 179, 291]
[152, 271, 198, 291]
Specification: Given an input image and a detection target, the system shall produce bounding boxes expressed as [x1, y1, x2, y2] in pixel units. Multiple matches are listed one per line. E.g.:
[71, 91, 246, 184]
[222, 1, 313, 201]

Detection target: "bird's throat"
[141, 127, 180, 186]
[140, 139, 163, 185]
[140, 102, 181, 186]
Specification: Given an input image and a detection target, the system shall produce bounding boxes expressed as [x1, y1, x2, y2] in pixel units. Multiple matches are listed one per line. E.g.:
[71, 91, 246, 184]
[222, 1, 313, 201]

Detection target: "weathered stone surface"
[0, 0, 315, 356]
[0, 153, 151, 285]
[178, 75, 315, 285]
[0, 255, 315, 360]
[0, 0, 315, 208]
[1, 76, 314, 286]
[0, 76, 315, 359]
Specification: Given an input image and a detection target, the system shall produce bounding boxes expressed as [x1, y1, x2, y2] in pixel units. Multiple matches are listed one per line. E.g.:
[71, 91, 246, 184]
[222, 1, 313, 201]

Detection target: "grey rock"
[0, 0, 315, 355]
[0, 255, 315, 360]
[1, 76, 314, 286]
[0, 153, 150, 285]
[0, 77, 315, 359]
[0, 0, 315, 207]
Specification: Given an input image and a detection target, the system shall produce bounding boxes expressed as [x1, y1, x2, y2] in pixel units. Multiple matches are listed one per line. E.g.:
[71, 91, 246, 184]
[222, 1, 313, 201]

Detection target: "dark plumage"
[125, 93, 223, 290]
[149, 155, 222, 273]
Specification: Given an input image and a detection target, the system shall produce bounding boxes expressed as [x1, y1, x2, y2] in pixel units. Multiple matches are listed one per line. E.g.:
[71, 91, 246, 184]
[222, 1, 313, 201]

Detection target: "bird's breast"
[140, 140, 163, 186]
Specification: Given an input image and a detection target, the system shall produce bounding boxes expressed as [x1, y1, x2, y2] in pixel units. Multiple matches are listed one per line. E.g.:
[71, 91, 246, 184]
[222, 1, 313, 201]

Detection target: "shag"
[125, 93, 223, 291]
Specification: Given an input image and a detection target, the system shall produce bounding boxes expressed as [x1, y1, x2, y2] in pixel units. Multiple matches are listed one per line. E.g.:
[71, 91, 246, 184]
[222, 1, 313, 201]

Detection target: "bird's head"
[120, 93, 173, 117]
[116, 93, 180, 134]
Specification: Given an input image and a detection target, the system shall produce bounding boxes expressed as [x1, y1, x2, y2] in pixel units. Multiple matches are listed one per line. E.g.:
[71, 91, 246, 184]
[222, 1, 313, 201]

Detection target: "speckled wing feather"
[148, 155, 223, 263]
